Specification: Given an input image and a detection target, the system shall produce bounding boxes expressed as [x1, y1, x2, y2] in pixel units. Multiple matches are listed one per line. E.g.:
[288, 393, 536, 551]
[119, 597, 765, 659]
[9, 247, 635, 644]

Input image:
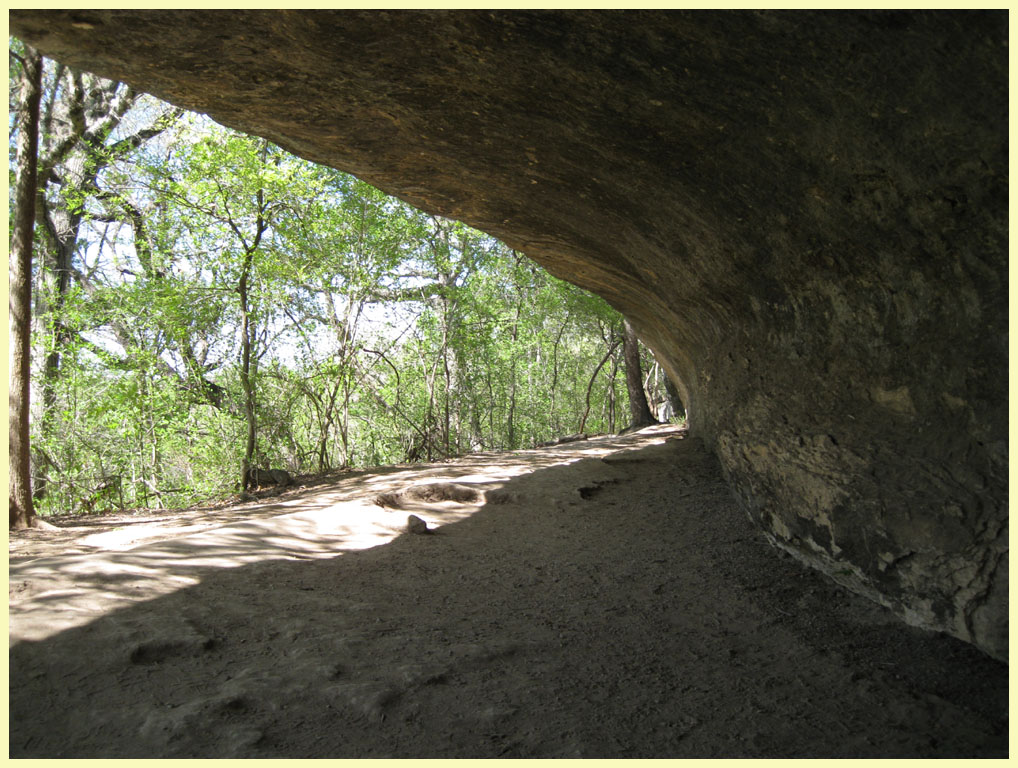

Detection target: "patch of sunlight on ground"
[10, 500, 417, 644]
[10, 424, 685, 645]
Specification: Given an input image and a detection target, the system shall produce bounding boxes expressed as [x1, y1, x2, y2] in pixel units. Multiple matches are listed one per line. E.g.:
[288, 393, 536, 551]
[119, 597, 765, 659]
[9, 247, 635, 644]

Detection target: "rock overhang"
[9, 9, 1008, 660]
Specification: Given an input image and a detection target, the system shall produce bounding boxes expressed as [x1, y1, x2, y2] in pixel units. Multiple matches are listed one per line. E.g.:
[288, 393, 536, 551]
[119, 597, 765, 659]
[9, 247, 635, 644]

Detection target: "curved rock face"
[11, 10, 1007, 659]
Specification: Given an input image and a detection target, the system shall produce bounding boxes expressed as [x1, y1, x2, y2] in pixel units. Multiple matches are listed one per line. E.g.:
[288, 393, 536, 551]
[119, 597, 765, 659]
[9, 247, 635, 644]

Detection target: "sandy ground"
[8, 424, 1008, 758]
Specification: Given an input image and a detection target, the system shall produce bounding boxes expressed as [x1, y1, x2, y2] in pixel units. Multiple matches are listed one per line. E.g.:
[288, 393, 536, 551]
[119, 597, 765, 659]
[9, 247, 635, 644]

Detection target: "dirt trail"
[8, 425, 1007, 758]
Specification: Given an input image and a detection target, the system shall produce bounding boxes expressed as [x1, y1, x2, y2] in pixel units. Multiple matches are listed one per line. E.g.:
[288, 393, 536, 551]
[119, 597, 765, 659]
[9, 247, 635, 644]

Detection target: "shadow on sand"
[9, 428, 1007, 758]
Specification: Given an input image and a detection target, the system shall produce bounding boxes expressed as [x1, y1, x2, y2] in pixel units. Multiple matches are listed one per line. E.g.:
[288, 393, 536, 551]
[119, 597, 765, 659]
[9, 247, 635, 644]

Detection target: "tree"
[621, 319, 658, 430]
[30, 59, 181, 503]
[9, 80, 652, 517]
[9, 44, 47, 529]
[164, 127, 336, 489]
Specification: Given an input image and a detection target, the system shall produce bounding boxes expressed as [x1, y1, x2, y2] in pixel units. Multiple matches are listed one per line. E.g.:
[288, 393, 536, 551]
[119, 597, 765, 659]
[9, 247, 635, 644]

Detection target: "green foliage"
[18, 61, 680, 517]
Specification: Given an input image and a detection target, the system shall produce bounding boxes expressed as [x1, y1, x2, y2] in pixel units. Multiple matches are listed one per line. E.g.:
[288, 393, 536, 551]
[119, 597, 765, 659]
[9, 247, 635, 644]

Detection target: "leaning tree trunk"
[10, 45, 43, 529]
[578, 338, 619, 435]
[622, 319, 658, 430]
[663, 374, 686, 422]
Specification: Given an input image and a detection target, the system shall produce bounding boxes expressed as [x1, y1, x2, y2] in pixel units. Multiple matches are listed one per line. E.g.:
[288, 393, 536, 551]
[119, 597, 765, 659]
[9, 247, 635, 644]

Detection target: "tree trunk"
[506, 301, 522, 449]
[469, 392, 484, 452]
[340, 386, 351, 467]
[549, 312, 570, 436]
[606, 351, 619, 433]
[441, 292, 452, 456]
[10, 46, 44, 529]
[141, 370, 165, 509]
[578, 339, 620, 434]
[34, 210, 75, 503]
[239, 256, 258, 490]
[663, 375, 686, 422]
[622, 319, 658, 430]
[237, 143, 268, 490]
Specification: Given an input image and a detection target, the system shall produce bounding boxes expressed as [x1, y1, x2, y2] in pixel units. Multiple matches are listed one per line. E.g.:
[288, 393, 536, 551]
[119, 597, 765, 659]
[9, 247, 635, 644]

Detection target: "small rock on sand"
[407, 515, 430, 535]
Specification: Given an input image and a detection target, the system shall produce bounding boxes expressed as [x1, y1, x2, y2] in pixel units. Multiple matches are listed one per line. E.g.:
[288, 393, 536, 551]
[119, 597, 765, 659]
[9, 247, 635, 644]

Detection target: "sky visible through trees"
[9, 45, 682, 519]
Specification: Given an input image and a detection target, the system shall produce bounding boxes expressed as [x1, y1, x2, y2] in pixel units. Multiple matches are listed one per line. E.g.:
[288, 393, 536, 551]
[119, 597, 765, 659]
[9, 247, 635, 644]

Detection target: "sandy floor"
[8, 425, 1008, 758]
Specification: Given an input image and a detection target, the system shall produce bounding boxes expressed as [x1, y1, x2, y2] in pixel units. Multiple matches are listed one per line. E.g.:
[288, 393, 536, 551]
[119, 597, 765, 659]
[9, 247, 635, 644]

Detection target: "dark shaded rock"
[245, 468, 292, 488]
[403, 483, 482, 504]
[536, 433, 589, 448]
[375, 483, 482, 510]
[10, 10, 1006, 659]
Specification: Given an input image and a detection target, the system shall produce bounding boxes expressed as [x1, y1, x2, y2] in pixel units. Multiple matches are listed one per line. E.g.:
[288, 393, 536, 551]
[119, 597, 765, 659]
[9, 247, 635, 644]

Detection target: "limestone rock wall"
[10, 10, 1007, 659]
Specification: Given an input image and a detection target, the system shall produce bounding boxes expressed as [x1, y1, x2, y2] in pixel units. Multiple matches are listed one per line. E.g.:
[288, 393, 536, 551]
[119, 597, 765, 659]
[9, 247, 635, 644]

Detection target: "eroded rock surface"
[10, 10, 1007, 658]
